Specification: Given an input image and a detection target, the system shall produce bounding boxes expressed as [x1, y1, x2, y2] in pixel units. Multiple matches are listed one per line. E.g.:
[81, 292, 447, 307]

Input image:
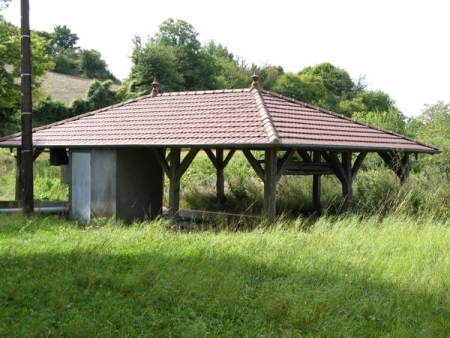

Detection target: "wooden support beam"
[223, 149, 236, 167]
[216, 149, 225, 205]
[400, 152, 410, 183]
[378, 151, 410, 183]
[264, 148, 278, 222]
[177, 148, 199, 178]
[351, 152, 367, 181]
[204, 148, 236, 206]
[203, 148, 217, 167]
[242, 149, 264, 180]
[312, 151, 322, 213]
[296, 150, 312, 163]
[152, 148, 170, 176]
[168, 148, 181, 218]
[322, 151, 347, 184]
[276, 149, 295, 183]
[341, 152, 353, 211]
[154, 147, 199, 218]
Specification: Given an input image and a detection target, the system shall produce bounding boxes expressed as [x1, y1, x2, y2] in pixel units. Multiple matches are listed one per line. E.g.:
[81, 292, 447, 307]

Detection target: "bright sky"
[3, 0, 449, 117]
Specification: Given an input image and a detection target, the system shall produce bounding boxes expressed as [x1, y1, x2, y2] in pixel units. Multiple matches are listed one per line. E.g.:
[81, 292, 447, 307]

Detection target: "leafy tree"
[36, 25, 117, 81]
[34, 98, 70, 127]
[53, 50, 80, 75]
[297, 62, 356, 112]
[413, 101, 450, 174]
[79, 49, 117, 82]
[128, 19, 218, 92]
[154, 19, 218, 90]
[257, 64, 284, 91]
[299, 62, 355, 99]
[0, 16, 54, 134]
[154, 19, 202, 89]
[272, 72, 327, 105]
[87, 79, 118, 110]
[203, 41, 249, 89]
[339, 90, 398, 117]
[53, 25, 79, 52]
[69, 97, 91, 116]
[352, 108, 406, 134]
[128, 36, 184, 95]
[40, 25, 80, 75]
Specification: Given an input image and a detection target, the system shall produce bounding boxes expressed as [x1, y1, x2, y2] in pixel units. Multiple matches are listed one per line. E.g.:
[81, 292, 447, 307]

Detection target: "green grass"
[0, 148, 68, 201]
[1, 214, 449, 337]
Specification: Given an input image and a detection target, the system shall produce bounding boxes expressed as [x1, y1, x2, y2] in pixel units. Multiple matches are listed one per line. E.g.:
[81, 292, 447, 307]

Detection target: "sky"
[2, 0, 449, 117]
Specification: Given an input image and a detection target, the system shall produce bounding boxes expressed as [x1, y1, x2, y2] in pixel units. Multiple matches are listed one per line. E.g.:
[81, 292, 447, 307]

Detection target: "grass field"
[1, 214, 449, 337]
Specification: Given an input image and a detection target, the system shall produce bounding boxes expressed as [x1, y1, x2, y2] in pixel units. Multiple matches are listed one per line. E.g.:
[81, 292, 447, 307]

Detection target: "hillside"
[41, 71, 120, 105]
[4, 64, 120, 105]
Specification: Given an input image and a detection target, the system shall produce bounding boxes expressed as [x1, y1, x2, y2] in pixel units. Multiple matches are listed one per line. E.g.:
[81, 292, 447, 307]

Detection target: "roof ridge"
[158, 88, 250, 96]
[252, 88, 280, 143]
[260, 90, 439, 152]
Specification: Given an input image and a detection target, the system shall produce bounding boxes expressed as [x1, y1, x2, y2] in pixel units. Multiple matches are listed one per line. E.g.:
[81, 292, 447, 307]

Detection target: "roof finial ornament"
[151, 77, 159, 97]
[251, 72, 260, 90]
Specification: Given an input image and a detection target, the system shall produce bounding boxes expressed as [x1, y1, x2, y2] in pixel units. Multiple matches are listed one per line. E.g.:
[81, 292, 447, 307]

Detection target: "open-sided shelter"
[0, 76, 439, 222]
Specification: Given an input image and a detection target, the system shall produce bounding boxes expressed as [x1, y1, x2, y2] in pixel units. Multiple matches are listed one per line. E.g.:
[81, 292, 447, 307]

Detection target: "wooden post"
[399, 152, 410, 183]
[341, 152, 353, 212]
[168, 148, 181, 218]
[21, 0, 34, 215]
[264, 148, 278, 222]
[312, 151, 322, 213]
[216, 148, 225, 206]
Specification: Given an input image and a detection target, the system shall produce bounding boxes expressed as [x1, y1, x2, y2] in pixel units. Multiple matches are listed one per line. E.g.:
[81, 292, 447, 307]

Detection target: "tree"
[339, 90, 399, 117]
[34, 98, 69, 127]
[299, 62, 355, 99]
[152, 19, 217, 90]
[87, 79, 118, 110]
[36, 25, 117, 81]
[272, 72, 327, 105]
[53, 25, 79, 52]
[79, 49, 117, 82]
[203, 41, 249, 89]
[257, 64, 284, 91]
[0, 16, 54, 135]
[352, 108, 406, 134]
[128, 36, 184, 95]
[413, 101, 450, 174]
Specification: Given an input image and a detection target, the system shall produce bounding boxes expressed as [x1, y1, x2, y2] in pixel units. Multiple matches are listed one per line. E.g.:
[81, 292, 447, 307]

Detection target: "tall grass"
[1, 214, 449, 337]
[0, 149, 15, 200]
[1, 149, 450, 219]
[0, 149, 68, 201]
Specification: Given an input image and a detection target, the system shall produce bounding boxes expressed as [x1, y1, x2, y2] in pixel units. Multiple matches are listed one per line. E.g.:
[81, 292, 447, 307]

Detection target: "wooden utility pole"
[21, 0, 34, 215]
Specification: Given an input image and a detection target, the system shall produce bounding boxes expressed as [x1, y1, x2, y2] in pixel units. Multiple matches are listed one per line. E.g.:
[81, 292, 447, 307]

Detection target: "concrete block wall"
[69, 148, 163, 223]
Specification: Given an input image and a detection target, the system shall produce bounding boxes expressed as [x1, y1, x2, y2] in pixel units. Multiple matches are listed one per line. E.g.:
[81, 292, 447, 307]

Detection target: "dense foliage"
[36, 25, 117, 82]
[0, 15, 54, 135]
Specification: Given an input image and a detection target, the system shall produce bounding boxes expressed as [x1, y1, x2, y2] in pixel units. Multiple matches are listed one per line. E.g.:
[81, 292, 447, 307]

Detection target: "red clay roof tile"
[0, 88, 438, 153]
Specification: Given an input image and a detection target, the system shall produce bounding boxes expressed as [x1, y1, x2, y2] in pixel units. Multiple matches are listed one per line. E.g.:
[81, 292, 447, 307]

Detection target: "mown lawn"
[0, 214, 449, 337]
